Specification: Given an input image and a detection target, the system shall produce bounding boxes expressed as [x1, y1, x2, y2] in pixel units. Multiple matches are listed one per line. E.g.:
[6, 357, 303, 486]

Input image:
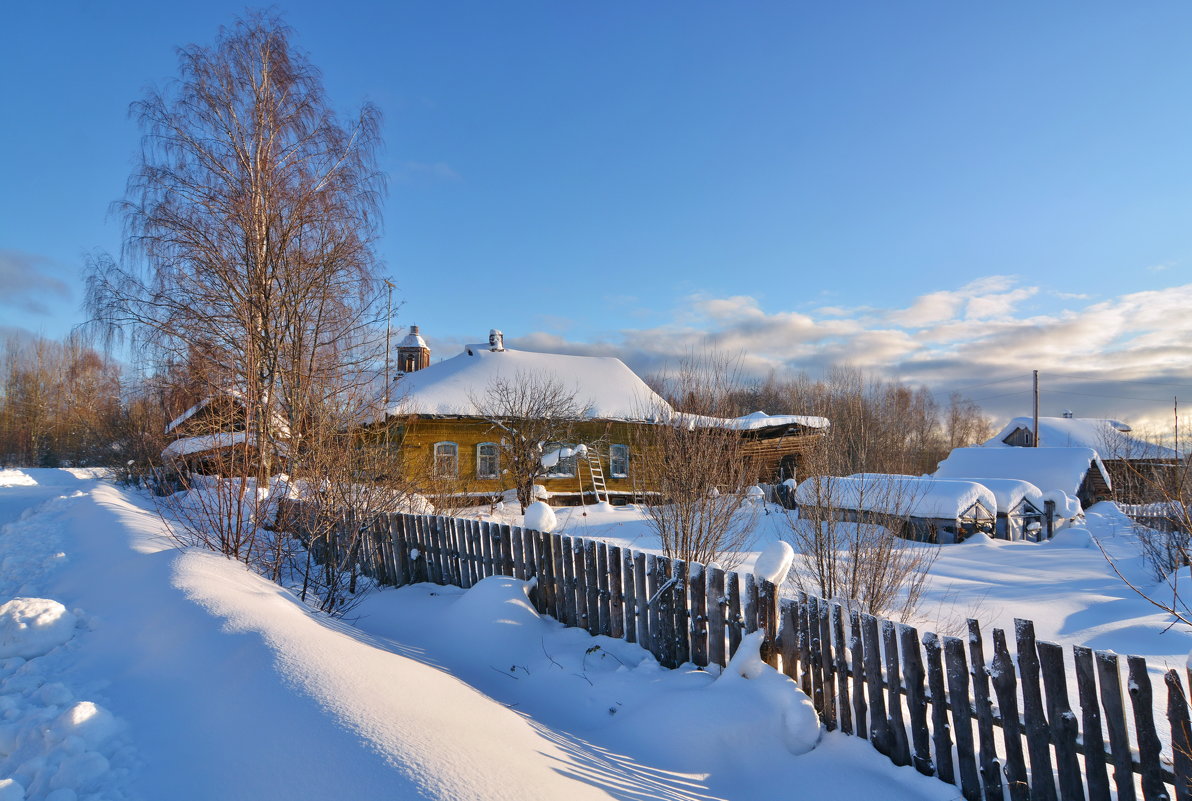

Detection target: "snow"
[935, 446, 1111, 496]
[987, 416, 1180, 458]
[0, 472, 37, 489]
[523, 501, 558, 533]
[754, 540, 795, 584]
[0, 469, 955, 800]
[160, 432, 253, 459]
[793, 475, 996, 519]
[0, 599, 77, 659]
[925, 476, 1043, 513]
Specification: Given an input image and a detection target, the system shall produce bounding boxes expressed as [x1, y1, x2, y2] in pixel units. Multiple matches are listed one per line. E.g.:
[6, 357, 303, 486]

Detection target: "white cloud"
[501, 276, 1192, 429]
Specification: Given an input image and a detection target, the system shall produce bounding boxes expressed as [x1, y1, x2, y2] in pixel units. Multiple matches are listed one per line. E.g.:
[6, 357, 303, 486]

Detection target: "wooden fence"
[284, 503, 1192, 801]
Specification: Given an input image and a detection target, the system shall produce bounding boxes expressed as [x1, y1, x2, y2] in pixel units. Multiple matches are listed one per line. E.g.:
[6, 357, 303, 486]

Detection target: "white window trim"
[433, 441, 459, 478]
[610, 443, 629, 478]
[476, 442, 500, 480]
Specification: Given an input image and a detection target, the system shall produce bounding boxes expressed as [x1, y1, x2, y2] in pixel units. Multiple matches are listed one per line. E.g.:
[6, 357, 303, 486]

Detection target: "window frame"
[476, 442, 500, 480]
[544, 441, 578, 478]
[433, 441, 459, 478]
[609, 443, 629, 478]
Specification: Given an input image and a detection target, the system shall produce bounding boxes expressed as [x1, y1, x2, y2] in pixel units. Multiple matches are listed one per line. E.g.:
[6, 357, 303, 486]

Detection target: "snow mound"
[52, 702, 122, 748]
[0, 599, 77, 659]
[442, 577, 548, 668]
[0, 779, 23, 800]
[0, 471, 36, 488]
[524, 502, 557, 533]
[754, 541, 795, 585]
[1050, 526, 1093, 548]
[721, 631, 822, 756]
[1042, 490, 1082, 519]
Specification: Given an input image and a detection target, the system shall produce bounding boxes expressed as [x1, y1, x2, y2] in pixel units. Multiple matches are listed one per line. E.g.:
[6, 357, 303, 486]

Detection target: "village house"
[159, 390, 289, 478]
[373, 328, 829, 505]
[984, 413, 1180, 503]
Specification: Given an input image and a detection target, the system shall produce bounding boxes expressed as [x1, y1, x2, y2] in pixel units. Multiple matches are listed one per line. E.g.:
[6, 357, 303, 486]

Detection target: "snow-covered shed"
[374, 329, 829, 504]
[985, 415, 1180, 504]
[792, 474, 996, 544]
[923, 476, 1046, 540]
[935, 446, 1111, 509]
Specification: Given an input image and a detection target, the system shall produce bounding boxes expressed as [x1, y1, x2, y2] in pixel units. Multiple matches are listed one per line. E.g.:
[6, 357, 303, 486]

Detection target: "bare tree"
[468, 373, 588, 512]
[636, 352, 760, 567]
[85, 12, 385, 491]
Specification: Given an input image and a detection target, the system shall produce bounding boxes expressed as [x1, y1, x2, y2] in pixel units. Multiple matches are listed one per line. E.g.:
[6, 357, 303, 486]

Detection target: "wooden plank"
[808, 596, 825, 722]
[511, 524, 525, 580]
[1073, 646, 1111, 801]
[430, 517, 446, 584]
[882, 619, 910, 767]
[1037, 641, 1083, 801]
[584, 541, 600, 637]
[1128, 654, 1166, 801]
[415, 516, 432, 583]
[863, 613, 890, 756]
[899, 623, 931, 776]
[621, 548, 635, 643]
[779, 599, 797, 680]
[944, 636, 981, 801]
[726, 572, 743, 658]
[574, 539, 590, 632]
[533, 530, 550, 614]
[799, 595, 812, 697]
[672, 559, 689, 666]
[551, 534, 566, 622]
[1015, 618, 1057, 801]
[707, 566, 726, 667]
[609, 545, 625, 640]
[561, 536, 578, 627]
[743, 573, 759, 635]
[990, 628, 1029, 801]
[445, 518, 460, 586]
[480, 520, 493, 578]
[499, 524, 514, 577]
[850, 609, 867, 740]
[658, 558, 678, 667]
[689, 563, 708, 668]
[923, 632, 954, 786]
[596, 542, 611, 637]
[966, 620, 1002, 801]
[833, 604, 852, 735]
[821, 601, 837, 731]
[1095, 650, 1137, 801]
[646, 555, 665, 665]
[634, 552, 648, 652]
[760, 580, 779, 668]
[1167, 669, 1192, 801]
[469, 519, 483, 586]
[389, 515, 408, 587]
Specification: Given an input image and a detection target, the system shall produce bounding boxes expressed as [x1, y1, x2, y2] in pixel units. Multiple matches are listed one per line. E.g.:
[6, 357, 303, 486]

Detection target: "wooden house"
[934, 445, 1112, 510]
[987, 415, 1181, 504]
[792, 474, 997, 544]
[160, 391, 288, 477]
[372, 328, 829, 505]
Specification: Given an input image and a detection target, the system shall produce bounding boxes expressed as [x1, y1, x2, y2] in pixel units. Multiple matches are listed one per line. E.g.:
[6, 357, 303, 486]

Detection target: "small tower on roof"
[397, 325, 431, 373]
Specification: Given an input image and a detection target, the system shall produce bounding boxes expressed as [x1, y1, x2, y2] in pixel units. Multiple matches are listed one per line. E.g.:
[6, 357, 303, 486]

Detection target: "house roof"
[935, 446, 1112, 496]
[378, 346, 829, 431]
[793, 474, 996, 519]
[986, 416, 1179, 459]
[165, 389, 292, 437]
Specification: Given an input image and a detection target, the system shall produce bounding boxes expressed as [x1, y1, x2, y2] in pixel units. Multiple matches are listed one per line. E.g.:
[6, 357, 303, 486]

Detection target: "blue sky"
[3, 2, 1192, 427]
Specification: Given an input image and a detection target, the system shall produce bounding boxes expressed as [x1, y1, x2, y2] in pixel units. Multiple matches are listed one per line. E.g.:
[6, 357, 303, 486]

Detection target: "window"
[477, 442, 500, 479]
[433, 442, 458, 478]
[609, 443, 629, 478]
[544, 442, 577, 477]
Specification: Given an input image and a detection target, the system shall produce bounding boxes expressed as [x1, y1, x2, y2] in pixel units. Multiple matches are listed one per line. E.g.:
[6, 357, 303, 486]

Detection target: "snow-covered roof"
[165, 398, 213, 434]
[161, 433, 254, 460]
[935, 446, 1111, 496]
[793, 475, 996, 519]
[165, 390, 291, 437]
[698, 410, 830, 432]
[398, 326, 428, 349]
[382, 347, 670, 421]
[986, 416, 1179, 459]
[924, 476, 1043, 513]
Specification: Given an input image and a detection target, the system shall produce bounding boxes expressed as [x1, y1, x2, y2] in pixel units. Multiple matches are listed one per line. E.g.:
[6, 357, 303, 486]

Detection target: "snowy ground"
[0, 470, 954, 801]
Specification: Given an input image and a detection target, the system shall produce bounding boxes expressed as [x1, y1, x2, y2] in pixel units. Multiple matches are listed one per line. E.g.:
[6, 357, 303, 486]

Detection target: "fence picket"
[863, 613, 890, 757]
[690, 563, 708, 667]
[564, 536, 581, 627]
[1166, 670, 1192, 801]
[583, 541, 598, 635]
[1037, 641, 1084, 801]
[622, 548, 636, 644]
[596, 542, 611, 637]
[808, 597, 825, 721]
[1094, 650, 1137, 801]
[708, 567, 726, 668]
[1128, 655, 1166, 801]
[850, 610, 867, 741]
[609, 545, 625, 640]
[923, 632, 953, 785]
[944, 636, 981, 801]
[799, 596, 812, 697]
[511, 524, 525, 580]
[900, 624, 931, 776]
[727, 572, 743, 658]
[779, 599, 797, 680]
[673, 559, 689, 666]
[833, 604, 852, 735]
[499, 524, 514, 576]
[1015, 619, 1058, 801]
[1071, 646, 1111, 801]
[822, 602, 838, 732]
[761, 580, 779, 668]
[744, 573, 759, 635]
[634, 553, 648, 652]
[882, 620, 910, 767]
[966, 620, 1002, 801]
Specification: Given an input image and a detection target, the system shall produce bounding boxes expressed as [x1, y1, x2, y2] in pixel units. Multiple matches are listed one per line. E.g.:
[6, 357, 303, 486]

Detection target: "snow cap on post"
[489, 329, 505, 352]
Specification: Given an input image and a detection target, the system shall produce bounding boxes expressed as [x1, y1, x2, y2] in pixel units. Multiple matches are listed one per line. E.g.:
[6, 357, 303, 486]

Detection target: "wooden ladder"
[583, 448, 609, 505]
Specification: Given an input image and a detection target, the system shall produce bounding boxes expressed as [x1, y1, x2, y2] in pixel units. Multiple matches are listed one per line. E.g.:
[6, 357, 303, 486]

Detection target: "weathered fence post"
[1015, 619, 1058, 801]
[944, 636, 980, 801]
[863, 613, 890, 756]
[1167, 669, 1192, 801]
[899, 623, 931, 776]
[1037, 641, 1084, 801]
[849, 609, 867, 740]
[966, 620, 1003, 801]
[689, 563, 708, 667]
[882, 620, 910, 767]
[923, 632, 954, 786]
[1094, 650, 1136, 801]
[1127, 655, 1166, 801]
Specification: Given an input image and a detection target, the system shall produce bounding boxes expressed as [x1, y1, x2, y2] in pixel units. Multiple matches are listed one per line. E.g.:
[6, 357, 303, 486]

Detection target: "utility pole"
[383, 279, 395, 406]
[1033, 370, 1040, 447]
[1176, 396, 1180, 457]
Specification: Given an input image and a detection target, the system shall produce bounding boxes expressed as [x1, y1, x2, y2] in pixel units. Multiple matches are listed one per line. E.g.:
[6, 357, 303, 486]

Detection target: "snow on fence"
[278, 501, 1192, 801]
